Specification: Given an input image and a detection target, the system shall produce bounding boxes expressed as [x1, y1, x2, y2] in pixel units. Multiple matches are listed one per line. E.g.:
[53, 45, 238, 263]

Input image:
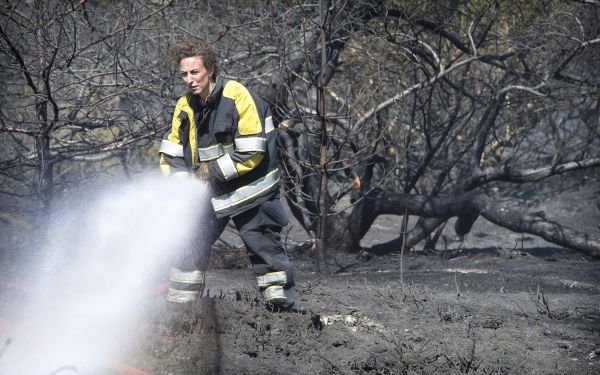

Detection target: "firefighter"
[159, 40, 295, 311]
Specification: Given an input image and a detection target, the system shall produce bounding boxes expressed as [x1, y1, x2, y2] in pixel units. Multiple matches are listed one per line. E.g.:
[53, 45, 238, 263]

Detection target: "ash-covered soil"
[1, 171, 595, 374]
[118, 170, 600, 375]
[122, 245, 599, 375]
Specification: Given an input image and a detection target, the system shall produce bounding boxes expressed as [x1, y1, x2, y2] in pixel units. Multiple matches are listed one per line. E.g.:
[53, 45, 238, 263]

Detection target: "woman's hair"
[169, 40, 220, 79]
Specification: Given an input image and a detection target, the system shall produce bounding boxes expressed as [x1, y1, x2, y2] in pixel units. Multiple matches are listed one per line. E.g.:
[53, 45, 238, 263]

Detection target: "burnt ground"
[122, 248, 599, 375]
[0, 171, 597, 374]
[121, 170, 600, 375]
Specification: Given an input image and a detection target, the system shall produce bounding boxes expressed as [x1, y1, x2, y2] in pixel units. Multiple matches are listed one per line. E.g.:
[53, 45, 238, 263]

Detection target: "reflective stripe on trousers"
[167, 267, 205, 303]
[170, 267, 205, 284]
[262, 285, 286, 302]
[257, 271, 288, 302]
[256, 271, 287, 288]
[167, 288, 200, 303]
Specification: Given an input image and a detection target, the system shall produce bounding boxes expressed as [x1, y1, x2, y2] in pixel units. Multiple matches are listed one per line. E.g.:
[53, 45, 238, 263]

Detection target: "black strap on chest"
[177, 111, 192, 169]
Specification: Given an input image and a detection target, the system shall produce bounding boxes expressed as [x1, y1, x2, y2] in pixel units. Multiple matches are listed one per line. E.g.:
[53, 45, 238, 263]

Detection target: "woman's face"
[179, 56, 214, 100]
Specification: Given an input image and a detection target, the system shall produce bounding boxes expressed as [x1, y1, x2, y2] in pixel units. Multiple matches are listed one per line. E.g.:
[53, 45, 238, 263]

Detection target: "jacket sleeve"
[159, 97, 191, 177]
[208, 82, 272, 182]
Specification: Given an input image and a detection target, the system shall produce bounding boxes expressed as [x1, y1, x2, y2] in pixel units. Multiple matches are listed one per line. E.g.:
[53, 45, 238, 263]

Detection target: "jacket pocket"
[213, 118, 232, 134]
[213, 115, 233, 145]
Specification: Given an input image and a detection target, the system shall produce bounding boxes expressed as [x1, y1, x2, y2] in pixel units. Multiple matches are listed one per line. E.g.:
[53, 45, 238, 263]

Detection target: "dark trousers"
[174, 196, 295, 306]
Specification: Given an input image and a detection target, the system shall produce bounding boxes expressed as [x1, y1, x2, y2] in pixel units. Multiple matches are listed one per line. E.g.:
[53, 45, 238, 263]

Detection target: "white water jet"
[0, 174, 207, 374]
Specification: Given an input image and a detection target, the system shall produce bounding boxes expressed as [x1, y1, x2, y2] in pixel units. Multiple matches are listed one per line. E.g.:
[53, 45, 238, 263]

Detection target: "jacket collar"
[205, 76, 225, 108]
[188, 76, 225, 112]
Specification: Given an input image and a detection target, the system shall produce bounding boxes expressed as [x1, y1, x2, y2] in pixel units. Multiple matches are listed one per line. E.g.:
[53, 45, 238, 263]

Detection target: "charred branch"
[359, 189, 599, 258]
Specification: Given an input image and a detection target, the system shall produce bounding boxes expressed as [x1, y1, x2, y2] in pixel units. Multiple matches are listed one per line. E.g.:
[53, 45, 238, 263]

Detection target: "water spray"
[0, 174, 207, 374]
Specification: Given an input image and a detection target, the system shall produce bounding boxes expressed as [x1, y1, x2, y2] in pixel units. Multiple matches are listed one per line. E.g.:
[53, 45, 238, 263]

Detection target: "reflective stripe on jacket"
[159, 77, 280, 217]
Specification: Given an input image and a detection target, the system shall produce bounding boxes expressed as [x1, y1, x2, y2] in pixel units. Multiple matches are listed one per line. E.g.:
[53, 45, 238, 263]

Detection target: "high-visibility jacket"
[159, 77, 280, 218]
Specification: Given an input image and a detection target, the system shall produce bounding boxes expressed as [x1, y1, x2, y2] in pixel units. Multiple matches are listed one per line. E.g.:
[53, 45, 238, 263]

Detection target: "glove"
[195, 162, 210, 180]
